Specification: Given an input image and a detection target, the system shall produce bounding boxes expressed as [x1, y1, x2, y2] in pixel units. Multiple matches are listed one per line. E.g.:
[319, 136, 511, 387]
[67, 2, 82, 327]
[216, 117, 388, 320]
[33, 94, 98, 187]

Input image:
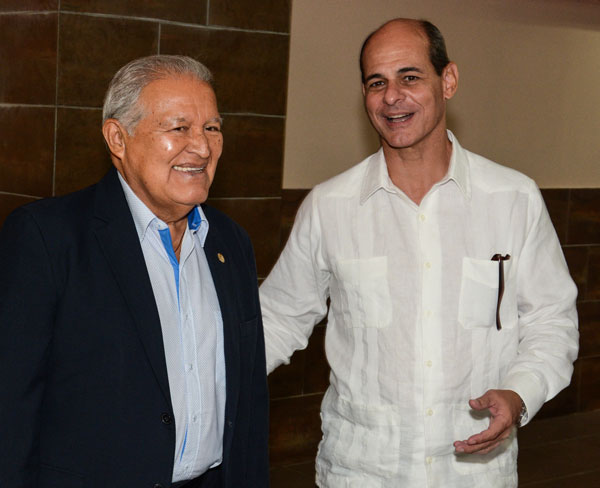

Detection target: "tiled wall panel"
[568, 189, 600, 244]
[58, 14, 159, 107]
[540, 189, 569, 243]
[61, 0, 207, 24]
[0, 0, 57, 12]
[579, 301, 600, 357]
[160, 25, 289, 114]
[55, 108, 109, 195]
[209, 0, 291, 32]
[269, 394, 323, 466]
[580, 357, 600, 410]
[0, 13, 57, 104]
[0, 106, 55, 196]
[587, 246, 600, 300]
[209, 115, 284, 198]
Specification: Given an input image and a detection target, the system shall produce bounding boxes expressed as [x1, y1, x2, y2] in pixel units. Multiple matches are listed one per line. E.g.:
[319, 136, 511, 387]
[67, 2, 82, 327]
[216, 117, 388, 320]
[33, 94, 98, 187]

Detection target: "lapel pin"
[217, 253, 225, 263]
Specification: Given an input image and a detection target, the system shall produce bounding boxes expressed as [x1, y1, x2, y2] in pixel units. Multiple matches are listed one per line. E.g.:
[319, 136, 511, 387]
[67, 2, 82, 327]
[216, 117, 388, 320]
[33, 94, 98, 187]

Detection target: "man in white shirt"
[260, 18, 578, 487]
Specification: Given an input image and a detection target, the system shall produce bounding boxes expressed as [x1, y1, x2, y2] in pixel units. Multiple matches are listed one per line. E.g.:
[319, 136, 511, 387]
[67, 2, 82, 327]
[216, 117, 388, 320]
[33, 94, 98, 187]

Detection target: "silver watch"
[517, 398, 527, 427]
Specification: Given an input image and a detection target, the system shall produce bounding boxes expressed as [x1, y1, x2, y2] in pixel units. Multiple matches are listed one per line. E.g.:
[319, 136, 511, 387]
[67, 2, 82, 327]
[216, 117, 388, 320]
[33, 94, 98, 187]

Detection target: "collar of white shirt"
[359, 130, 472, 205]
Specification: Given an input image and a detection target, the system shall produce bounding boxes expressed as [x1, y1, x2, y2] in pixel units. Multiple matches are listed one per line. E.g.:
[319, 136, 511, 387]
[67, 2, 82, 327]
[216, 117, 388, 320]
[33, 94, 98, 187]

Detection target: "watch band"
[517, 398, 527, 427]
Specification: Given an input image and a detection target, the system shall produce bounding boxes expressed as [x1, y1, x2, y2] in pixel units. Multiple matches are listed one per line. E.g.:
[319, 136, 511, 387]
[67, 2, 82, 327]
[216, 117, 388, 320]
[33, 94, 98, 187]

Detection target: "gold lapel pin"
[217, 253, 225, 263]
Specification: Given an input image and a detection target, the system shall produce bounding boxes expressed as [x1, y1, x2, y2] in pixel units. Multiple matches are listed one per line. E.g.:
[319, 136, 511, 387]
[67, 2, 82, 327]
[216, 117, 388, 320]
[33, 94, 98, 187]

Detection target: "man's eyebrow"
[364, 72, 383, 83]
[364, 66, 424, 83]
[164, 116, 188, 125]
[162, 116, 223, 125]
[398, 66, 423, 74]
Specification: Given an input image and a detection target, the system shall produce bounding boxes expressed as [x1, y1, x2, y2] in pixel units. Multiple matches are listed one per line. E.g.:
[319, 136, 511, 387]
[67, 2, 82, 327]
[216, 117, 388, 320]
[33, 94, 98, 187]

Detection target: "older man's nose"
[187, 130, 211, 157]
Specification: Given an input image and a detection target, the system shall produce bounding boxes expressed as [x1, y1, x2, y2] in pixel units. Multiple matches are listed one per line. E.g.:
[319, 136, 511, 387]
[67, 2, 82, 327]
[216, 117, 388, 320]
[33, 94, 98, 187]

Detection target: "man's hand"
[453, 389, 523, 455]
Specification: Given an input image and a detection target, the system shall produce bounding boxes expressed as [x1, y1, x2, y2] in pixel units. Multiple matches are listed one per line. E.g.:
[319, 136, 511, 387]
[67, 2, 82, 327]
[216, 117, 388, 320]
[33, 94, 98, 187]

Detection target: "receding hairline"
[360, 18, 435, 80]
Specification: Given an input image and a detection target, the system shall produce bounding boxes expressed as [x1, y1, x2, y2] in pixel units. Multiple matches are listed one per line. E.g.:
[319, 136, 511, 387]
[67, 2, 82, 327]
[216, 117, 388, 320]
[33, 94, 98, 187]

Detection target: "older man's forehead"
[137, 77, 218, 111]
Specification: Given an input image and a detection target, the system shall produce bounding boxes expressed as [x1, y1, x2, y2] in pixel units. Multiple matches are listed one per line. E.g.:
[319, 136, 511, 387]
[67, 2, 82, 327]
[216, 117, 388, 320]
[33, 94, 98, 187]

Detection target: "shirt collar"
[117, 172, 210, 247]
[444, 130, 471, 200]
[359, 130, 471, 205]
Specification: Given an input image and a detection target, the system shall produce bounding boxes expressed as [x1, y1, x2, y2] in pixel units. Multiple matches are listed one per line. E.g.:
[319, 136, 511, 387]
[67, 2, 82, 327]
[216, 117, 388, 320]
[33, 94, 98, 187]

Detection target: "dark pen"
[491, 254, 511, 330]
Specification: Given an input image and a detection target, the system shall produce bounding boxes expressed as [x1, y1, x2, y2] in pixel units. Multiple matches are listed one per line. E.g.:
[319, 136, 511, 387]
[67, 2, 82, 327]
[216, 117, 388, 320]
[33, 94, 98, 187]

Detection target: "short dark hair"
[359, 19, 450, 82]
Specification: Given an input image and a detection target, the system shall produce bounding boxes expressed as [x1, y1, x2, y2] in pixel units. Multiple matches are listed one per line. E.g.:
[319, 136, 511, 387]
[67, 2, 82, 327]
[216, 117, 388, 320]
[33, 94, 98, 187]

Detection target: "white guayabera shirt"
[260, 131, 578, 488]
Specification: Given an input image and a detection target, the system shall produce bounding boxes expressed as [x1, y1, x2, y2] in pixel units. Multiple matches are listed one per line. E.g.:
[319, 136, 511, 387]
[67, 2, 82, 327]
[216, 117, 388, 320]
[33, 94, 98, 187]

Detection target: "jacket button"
[161, 413, 173, 425]
[153, 484, 163, 488]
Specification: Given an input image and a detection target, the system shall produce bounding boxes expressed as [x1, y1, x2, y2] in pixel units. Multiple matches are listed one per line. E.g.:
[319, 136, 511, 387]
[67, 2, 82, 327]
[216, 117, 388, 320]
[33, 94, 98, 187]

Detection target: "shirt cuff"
[500, 371, 547, 427]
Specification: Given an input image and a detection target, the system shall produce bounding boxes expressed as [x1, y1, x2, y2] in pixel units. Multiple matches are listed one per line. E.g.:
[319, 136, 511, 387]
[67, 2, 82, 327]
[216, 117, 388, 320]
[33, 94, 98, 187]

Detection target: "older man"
[260, 19, 578, 487]
[0, 56, 269, 488]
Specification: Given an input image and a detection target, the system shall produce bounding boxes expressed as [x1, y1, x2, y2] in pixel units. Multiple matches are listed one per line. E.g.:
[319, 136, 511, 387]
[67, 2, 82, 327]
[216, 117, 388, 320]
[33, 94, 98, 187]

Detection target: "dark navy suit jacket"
[0, 169, 269, 488]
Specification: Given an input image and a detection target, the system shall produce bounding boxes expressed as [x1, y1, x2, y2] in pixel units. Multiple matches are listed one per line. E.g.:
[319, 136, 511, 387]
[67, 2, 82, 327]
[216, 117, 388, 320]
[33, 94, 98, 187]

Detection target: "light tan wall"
[283, 0, 600, 189]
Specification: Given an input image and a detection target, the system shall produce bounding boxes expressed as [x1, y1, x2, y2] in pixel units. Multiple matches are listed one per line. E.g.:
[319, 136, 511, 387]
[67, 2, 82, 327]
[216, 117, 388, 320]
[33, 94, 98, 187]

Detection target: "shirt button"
[425, 360, 433, 367]
[419, 214, 426, 222]
[187, 363, 194, 372]
[426, 408, 434, 416]
[426, 456, 433, 465]
[425, 261, 432, 269]
[192, 415, 198, 423]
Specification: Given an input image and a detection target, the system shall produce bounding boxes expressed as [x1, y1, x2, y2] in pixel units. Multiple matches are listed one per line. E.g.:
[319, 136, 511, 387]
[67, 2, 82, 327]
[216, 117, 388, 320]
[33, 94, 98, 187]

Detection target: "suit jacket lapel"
[91, 169, 172, 406]
[203, 222, 240, 452]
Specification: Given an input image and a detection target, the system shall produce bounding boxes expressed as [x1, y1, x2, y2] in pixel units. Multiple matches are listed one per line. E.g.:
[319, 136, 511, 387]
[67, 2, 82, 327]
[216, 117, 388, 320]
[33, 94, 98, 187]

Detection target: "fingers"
[454, 426, 513, 454]
[468, 395, 489, 411]
[466, 414, 509, 445]
[453, 389, 523, 455]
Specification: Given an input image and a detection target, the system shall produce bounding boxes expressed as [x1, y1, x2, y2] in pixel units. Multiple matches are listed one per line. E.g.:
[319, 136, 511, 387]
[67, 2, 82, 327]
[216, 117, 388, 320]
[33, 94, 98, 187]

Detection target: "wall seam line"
[58, 10, 289, 36]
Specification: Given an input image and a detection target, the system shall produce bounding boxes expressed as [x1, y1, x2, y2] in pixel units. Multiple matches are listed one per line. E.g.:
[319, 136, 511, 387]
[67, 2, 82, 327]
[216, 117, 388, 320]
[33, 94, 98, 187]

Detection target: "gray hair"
[102, 55, 214, 133]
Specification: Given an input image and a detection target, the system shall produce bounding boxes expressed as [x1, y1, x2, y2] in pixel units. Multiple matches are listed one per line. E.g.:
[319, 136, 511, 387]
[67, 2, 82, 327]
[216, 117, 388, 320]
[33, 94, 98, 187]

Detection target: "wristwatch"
[517, 398, 528, 427]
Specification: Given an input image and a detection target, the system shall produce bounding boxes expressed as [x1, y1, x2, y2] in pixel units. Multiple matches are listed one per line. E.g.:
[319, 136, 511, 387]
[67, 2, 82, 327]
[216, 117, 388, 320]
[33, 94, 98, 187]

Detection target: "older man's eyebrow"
[161, 116, 188, 126]
[206, 116, 223, 125]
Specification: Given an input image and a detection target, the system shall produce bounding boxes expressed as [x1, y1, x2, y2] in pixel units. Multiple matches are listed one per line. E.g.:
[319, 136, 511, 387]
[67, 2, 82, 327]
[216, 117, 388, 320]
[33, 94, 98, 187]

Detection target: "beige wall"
[283, 0, 600, 189]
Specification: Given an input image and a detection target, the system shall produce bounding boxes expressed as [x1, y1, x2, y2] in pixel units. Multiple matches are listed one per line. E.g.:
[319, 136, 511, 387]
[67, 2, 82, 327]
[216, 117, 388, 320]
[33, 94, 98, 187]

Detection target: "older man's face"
[115, 75, 222, 222]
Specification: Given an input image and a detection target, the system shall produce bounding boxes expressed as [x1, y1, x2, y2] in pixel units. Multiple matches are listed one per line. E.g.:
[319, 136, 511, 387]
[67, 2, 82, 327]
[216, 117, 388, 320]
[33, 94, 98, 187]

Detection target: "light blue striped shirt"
[118, 174, 226, 482]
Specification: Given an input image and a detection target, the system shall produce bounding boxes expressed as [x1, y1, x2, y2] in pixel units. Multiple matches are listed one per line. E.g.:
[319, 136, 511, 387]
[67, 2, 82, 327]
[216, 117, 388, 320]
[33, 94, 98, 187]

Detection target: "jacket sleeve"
[500, 184, 579, 425]
[0, 207, 58, 487]
[260, 190, 331, 374]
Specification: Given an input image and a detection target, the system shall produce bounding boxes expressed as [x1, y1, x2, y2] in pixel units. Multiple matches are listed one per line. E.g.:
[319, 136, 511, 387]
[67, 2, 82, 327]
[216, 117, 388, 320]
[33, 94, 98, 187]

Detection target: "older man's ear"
[102, 119, 127, 161]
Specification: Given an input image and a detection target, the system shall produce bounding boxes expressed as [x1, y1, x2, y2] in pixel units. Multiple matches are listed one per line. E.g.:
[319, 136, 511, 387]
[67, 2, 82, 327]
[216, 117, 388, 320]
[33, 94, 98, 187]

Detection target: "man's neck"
[383, 133, 453, 205]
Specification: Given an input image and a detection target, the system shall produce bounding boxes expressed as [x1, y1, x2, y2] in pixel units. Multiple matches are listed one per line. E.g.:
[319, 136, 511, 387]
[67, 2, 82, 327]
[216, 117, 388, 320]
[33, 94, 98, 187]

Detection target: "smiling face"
[361, 21, 458, 155]
[104, 75, 223, 222]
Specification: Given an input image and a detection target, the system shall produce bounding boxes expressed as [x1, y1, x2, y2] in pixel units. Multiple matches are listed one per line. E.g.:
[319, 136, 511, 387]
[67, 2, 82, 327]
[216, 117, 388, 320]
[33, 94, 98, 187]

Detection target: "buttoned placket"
[416, 190, 444, 482]
[177, 226, 204, 477]
[154, 220, 202, 478]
